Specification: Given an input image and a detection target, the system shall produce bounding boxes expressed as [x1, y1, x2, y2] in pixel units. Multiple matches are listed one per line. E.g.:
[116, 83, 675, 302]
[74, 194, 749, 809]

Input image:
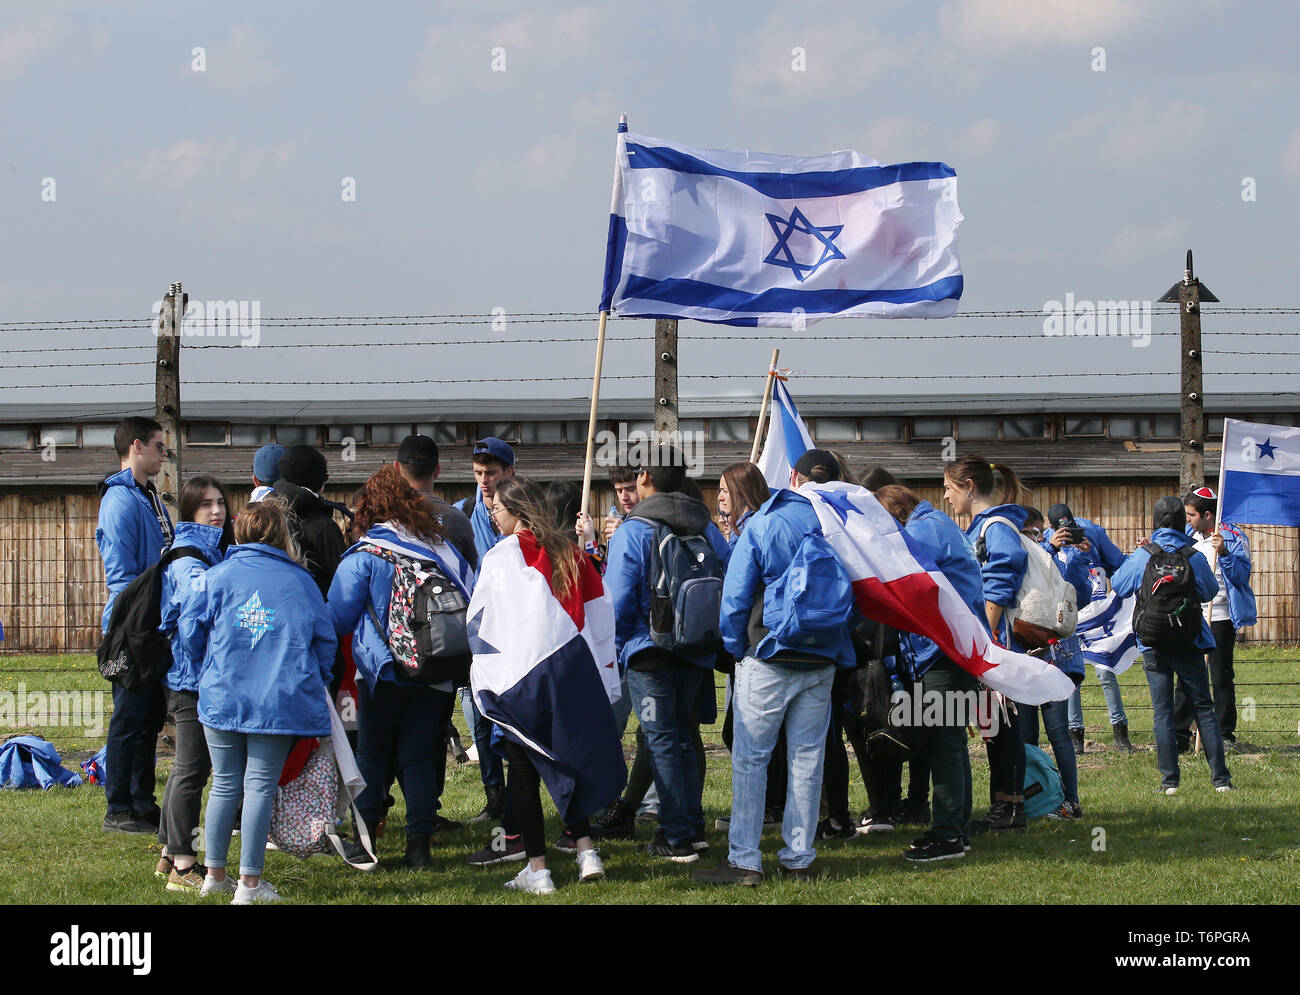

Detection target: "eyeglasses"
[1026, 527, 1043, 539]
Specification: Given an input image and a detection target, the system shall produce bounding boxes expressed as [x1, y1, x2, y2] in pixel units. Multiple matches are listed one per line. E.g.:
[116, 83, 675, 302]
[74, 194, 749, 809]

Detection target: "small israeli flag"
[599, 126, 963, 326]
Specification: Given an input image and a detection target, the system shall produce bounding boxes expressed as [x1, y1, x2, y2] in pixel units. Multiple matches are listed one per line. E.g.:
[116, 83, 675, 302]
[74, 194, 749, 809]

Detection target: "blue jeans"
[1019, 697, 1079, 806]
[729, 657, 834, 872]
[202, 727, 293, 877]
[105, 679, 166, 815]
[459, 685, 503, 790]
[1144, 648, 1231, 788]
[1067, 668, 1128, 729]
[358, 681, 451, 835]
[627, 665, 705, 846]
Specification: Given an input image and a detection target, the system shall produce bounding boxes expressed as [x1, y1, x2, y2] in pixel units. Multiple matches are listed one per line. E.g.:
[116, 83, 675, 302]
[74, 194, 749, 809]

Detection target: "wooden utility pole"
[654, 318, 678, 434]
[1159, 251, 1217, 495]
[155, 282, 184, 515]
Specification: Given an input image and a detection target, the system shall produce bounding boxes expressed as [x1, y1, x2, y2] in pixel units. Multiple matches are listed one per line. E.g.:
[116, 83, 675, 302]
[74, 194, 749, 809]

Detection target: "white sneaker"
[575, 848, 605, 882]
[1215, 784, 1236, 793]
[200, 874, 236, 898]
[232, 880, 284, 905]
[503, 865, 557, 895]
[1163, 786, 1179, 796]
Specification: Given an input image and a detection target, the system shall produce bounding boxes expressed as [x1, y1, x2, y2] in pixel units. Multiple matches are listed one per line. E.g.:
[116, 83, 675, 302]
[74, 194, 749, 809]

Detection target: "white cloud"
[1046, 98, 1211, 166]
[732, 13, 916, 98]
[411, 5, 612, 101]
[1284, 129, 1300, 183]
[0, 19, 63, 83]
[859, 117, 931, 163]
[953, 118, 1005, 160]
[206, 26, 278, 89]
[1104, 220, 1187, 265]
[938, 0, 1149, 53]
[471, 133, 582, 193]
[108, 138, 296, 191]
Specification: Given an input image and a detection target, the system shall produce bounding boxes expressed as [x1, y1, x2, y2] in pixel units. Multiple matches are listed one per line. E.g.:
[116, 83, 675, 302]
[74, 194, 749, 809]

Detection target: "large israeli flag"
[1219, 417, 1300, 527]
[599, 126, 963, 326]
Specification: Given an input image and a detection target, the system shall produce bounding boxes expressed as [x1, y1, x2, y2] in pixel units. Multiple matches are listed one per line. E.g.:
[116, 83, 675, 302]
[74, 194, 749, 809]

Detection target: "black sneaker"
[776, 862, 820, 879]
[1009, 801, 1027, 832]
[970, 801, 1012, 835]
[553, 829, 578, 852]
[897, 802, 930, 826]
[689, 832, 710, 853]
[855, 813, 895, 835]
[904, 836, 966, 863]
[815, 818, 856, 841]
[592, 801, 637, 841]
[133, 809, 161, 831]
[466, 834, 527, 866]
[646, 831, 699, 863]
[102, 812, 154, 835]
[433, 815, 463, 833]
[692, 860, 762, 886]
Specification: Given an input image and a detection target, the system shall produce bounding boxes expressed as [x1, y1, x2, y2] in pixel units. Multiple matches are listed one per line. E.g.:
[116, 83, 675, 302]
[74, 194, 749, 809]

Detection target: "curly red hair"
[354, 463, 446, 540]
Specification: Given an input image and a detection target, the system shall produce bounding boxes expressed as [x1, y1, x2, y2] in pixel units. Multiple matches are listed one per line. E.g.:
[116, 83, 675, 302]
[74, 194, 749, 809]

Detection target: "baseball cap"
[1046, 502, 1077, 529]
[396, 435, 440, 473]
[472, 437, 515, 467]
[252, 443, 285, 484]
[793, 448, 841, 481]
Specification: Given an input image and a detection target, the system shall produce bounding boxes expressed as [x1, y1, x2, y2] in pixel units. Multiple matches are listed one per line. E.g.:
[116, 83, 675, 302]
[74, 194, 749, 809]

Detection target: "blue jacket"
[180, 543, 336, 736]
[1187, 523, 1257, 629]
[158, 521, 225, 693]
[719, 489, 855, 670]
[1111, 528, 1219, 652]
[606, 492, 731, 671]
[966, 504, 1029, 649]
[899, 501, 989, 680]
[455, 493, 503, 561]
[1043, 516, 1124, 578]
[726, 509, 756, 549]
[95, 468, 174, 633]
[1042, 542, 1094, 608]
[327, 526, 475, 693]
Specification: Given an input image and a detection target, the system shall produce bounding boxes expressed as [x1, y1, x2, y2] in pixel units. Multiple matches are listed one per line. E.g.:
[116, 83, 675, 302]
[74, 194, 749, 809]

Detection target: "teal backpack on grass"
[1021, 743, 1065, 819]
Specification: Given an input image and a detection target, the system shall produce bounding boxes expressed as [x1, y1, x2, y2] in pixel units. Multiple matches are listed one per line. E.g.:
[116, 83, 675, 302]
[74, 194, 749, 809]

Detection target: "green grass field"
[2, 649, 1299, 904]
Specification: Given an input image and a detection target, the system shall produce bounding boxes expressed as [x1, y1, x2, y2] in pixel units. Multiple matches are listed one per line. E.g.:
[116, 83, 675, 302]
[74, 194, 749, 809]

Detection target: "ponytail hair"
[943, 455, 1030, 506]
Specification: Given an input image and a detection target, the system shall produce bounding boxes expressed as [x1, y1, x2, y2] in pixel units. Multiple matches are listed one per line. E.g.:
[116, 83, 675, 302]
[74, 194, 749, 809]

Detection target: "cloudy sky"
[1, 0, 1297, 405]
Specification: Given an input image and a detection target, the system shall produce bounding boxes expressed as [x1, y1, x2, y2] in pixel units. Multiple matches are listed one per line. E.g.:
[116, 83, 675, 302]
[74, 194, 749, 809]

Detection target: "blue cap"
[472, 437, 515, 467]
[253, 443, 286, 484]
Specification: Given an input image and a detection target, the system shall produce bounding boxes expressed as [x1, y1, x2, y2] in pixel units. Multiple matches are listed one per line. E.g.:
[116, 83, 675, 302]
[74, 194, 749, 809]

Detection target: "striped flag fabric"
[757, 377, 813, 490]
[468, 531, 626, 822]
[1075, 588, 1140, 676]
[599, 126, 963, 326]
[801, 481, 1075, 705]
[1218, 417, 1300, 527]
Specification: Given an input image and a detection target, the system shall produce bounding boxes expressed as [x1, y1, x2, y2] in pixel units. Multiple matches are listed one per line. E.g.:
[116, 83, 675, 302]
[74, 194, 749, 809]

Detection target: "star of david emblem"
[763, 207, 845, 282]
[236, 591, 277, 649]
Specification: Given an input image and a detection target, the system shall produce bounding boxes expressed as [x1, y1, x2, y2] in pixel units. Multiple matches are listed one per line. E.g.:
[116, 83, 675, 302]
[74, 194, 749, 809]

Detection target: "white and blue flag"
[1219, 417, 1300, 527]
[599, 126, 963, 326]
[757, 376, 814, 490]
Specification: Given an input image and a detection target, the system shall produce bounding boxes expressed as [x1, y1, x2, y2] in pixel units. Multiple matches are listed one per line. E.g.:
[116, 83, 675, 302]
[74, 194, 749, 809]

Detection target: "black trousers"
[1173, 620, 1237, 744]
[822, 668, 872, 822]
[158, 689, 211, 857]
[503, 739, 591, 858]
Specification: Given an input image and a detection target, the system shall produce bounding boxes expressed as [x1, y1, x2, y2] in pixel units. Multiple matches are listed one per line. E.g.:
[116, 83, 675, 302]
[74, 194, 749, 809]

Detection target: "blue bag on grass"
[0, 735, 83, 790]
[1021, 743, 1065, 820]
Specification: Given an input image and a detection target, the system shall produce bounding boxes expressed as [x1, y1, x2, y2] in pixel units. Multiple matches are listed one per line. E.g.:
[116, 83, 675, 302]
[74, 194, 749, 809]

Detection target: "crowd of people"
[94, 416, 1257, 899]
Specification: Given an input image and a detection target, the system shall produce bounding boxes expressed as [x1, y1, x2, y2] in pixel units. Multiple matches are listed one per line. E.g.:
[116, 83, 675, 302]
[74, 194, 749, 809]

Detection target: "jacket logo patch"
[236, 591, 277, 648]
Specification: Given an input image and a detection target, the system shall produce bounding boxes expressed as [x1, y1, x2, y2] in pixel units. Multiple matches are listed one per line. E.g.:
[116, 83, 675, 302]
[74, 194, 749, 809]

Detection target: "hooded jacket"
[719, 488, 855, 670]
[966, 503, 1031, 649]
[95, 467, 174, 633]
[1111, 527, 1219, 652]
[899, 500, 989, 679]
[158, 521, 225, 693]
[1187, 522, 1257, 629]
[180, 543, 336, 736]
[327, 523, 475, 693]
[1043, 542, 1095, 608]
[605, 491, 731, 671]
[271, 479, 348, 598]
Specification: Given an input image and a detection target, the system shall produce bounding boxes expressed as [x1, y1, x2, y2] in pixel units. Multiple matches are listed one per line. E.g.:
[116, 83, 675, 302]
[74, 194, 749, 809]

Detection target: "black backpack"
[97, 547, 212, 692]
[642, 522, 726, 655]
[1133, 543, 1200, 650]
[367, 558, 472, 685]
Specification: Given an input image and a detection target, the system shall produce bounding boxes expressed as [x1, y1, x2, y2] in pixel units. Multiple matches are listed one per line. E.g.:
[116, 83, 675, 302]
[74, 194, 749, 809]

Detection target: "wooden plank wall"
[1, 481, 1295, 652]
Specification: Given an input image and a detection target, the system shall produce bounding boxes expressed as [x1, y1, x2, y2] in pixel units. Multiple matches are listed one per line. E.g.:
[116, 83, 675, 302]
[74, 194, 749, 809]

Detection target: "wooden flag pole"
[749, 348, 781, 464]
[580, 309, 610, 516]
